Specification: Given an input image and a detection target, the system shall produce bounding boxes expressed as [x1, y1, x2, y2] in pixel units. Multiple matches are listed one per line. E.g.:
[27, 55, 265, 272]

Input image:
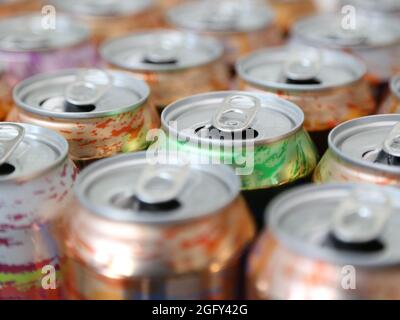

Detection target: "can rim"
[100, 29, 224, 72]
[13, 68, 150, 119]
[161, 91, 305, 147]
[267, 183, 400, 267]
[75, 152, 241, 225]
[0, 122, 69, 182]
[390, 75, 400, 100]
[328, 114, 400, 175]
[236, 46, 367, 92]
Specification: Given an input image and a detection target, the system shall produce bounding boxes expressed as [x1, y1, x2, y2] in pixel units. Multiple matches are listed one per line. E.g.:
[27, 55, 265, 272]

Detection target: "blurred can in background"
[236, 46, 376, 155]
[160, 91, 318, 227]
[266, 0, 316, 34]
[247, 183, 400, 299]
[314, 114, 400, 186]
[0, 123, 76, 299]
[101, 30, 230, 111]
[57, 152, 255, 300]
[0, 14, 96, 122]
[156, 0, 185, 10]
[10, 69, 160, 169]
[0, 65, 7, 120]
[166, 0, 283, 72]
[340, 0, 400, 17]
[50, 0, 163, 46]
[0, 0, 41, 18]
[291, 12, 400, 96]
[380, 75, 400, 114]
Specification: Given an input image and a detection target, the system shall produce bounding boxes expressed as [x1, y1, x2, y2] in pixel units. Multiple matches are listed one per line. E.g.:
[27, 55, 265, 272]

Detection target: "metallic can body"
[0, 123, 76, 299]
[12, 69, 160, 166]
[0, 70, 8, 120]
[379, 75, 400, 114]
[247, 184, 400, 300]
[57, 153, 255, 300]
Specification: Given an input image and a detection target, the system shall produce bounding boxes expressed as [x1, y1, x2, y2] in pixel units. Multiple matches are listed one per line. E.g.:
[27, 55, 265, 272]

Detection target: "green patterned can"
[158, 91, 318, 227]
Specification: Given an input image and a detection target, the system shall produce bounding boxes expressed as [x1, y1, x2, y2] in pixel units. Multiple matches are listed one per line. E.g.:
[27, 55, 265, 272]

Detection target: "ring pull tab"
[136, 164, 189, 205]
[65, 69, 113, 107]
[330, 20, 368, 46]
[331, 187, 391, 246]
[212, 95, 260, 133]
[143, 38, 181, 65]
[0, 123, 25, 166]
[374, 122, 400, 166]
[284, 47, 322, 83]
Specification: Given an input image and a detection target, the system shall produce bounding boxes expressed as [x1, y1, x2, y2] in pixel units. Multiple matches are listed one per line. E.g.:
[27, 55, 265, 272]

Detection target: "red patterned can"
[0, 122, 76, 300]
[57, 152, 255, 300]
[11, 68, 160, 169]
[0, 14, 96, 122]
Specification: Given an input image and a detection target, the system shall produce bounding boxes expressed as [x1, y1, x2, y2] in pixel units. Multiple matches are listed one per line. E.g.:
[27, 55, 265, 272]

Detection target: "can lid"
[75, 152, 240, 224]
[293, 13, 400, 49]
[390, 75, 400, 100]
[0, 14, 89, 52]
[341, 0, 400, 13]
[101, 30, 224, 72]
[268, 184, 400, 267]
[50, 0, 153, 17]
[161, 91, 304, 146]
[167, 0, 274, 33]
[329, 114, 400, 175]
[13, 68, 150, 119]
[237, 46, 366, 91]
[0, 122, 68, 181]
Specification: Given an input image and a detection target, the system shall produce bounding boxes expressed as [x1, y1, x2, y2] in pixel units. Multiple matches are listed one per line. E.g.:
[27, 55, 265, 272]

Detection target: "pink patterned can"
[0, 14, 97, 121]
[0, 122, 76, 300]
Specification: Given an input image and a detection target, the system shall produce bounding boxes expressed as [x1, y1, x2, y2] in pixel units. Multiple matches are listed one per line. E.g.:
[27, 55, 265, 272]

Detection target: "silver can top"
[293, 13, 400, 49]
[237, 46, 366, 91]
[50, 0, 153, 17]
[0, 14, 89, 52]
[75, 152, 240, 224]
[0, 122, 69, 181]
[162, 91, 304, 146]
[341, 0, 400, 14]
[167, 0, 275, 33]
[390, 75, 400, 100]
[101, 30, 224, 72]
[329, 114, 400, 175]
[13, 68, 150, 119]
[268, 183, 400, 267]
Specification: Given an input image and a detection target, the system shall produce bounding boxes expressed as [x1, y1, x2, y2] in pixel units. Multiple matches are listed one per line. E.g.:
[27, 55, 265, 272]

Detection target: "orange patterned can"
[0, 0, 41, 18]
[380, 75, 400, 114]
[11, 68, 160, 169]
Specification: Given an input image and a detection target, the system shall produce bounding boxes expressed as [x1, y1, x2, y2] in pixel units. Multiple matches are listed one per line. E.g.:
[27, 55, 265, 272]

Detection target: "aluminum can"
[291, 12, 400, 87]
[0, 66, 7, 120]
[160, 91, 318, 227]
[101, 30, 230, 110]
[340, 0, 400, 17]
[11, 68, 160, 169]
[0, 122, 76, 300]
[236, 46, 376, 154]
[266, 0, 316, 33]
[50, 0, 163, 46]
[380, 75, 400, 114]
[0, 14, 96, 122]
[248, 183, 400, 300]
[314, 114, 400, 186]
[57, 152, 255, 300]
[166, 0, 283, 70]
[156, 0, 185, 10]
[0, 0, 41, 18]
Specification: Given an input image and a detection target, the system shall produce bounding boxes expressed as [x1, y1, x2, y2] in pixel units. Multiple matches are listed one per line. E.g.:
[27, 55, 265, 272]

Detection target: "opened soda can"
[266, 0, 316, 33]
[291, 12, 400, 87]
[166, 0, 283, 70]
[101, 30, 230, 110]
[0, 122, 76, 299]
[380, 75, 400, 114]
[0, 0, 41, 18]
[0, 14, 96, 122]
[57, 152, 255, 300]
[248, 183, 400, 299]
[160, 91, 318, 227]
[236, 46, 376, 154]
[314, 114, 400, 186]
[50, 0, 162, 46]
[11, 68, 160, 169]
[340, 0, 400, 17]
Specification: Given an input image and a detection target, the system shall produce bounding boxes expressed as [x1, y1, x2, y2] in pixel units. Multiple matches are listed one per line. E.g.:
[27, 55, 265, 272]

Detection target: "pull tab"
[65, 70, 112, 106]
[0, 123, 25, 166]
[284, 47, 322, 83]
[331, 188, 391, 246]
[330, 23, 367, 46]
[212, 95, 260, 133]
[136, 164, 189, 205]
[374, 122, 400, 166]
[143, 38, 181, 65]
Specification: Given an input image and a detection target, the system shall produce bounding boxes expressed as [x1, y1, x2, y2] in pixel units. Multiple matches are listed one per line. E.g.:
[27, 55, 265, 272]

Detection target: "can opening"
[64, 101, 96, 113]
[195, 124, 259, 140]
[325, 232, 384, 253]
[39, 98, 96, 113]
[0, 163, 15, 176]
[374, 150, 400, 166]
[142, 57, 178, 65]
[111, 192, 181, 213]
[285, 77, 321, 85]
